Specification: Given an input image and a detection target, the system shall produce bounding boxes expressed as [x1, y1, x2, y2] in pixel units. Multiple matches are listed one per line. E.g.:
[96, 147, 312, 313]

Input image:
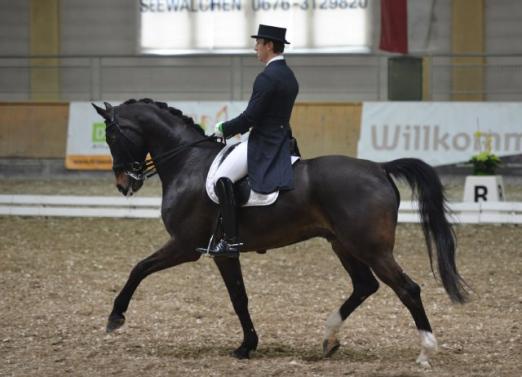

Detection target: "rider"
[207, 24, 299, 258]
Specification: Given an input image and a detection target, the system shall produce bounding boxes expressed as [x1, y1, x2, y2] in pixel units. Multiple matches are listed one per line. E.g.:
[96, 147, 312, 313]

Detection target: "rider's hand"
[214, 121, 224, 138]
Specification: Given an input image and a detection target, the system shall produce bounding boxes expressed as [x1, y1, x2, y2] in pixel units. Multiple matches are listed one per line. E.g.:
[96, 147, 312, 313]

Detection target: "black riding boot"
[208, 177, 241, 258]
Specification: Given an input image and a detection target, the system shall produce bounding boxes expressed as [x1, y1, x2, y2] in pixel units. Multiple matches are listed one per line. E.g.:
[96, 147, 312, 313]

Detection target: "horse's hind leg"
[214, 257, 258, 359]
[107, 238, 200, 332]
[369, 255, 438, 367]
[323, 240, 380, 357]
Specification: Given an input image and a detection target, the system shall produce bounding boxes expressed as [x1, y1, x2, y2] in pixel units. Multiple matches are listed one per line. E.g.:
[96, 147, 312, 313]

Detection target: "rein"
[106, 106, 221, 181]
[134, 136, 220, 181]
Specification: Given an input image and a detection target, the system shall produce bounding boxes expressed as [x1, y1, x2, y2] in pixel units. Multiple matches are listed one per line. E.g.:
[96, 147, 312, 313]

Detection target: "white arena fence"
[0, 195, 161, 219]
[1, 195, 522, 224]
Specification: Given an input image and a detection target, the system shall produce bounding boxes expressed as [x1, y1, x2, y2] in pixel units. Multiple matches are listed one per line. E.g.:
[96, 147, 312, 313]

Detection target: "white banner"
[358, 102, 522, 166]
[66, 101, 247, 170]
[139, 0, 371, 54]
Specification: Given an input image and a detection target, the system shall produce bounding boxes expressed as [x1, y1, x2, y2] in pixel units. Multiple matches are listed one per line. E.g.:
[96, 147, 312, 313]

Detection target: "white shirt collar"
[266, 55, 285, 66]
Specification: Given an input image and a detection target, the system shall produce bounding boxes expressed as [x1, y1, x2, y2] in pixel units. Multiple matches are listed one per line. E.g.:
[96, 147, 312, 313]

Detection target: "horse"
[93, 99, 468, 366]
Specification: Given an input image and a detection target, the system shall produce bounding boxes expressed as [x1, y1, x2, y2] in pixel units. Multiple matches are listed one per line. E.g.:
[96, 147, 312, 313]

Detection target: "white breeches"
[214, 140, 248, 184]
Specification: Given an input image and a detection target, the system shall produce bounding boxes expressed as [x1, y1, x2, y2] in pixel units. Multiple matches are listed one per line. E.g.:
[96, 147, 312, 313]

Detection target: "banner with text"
[358, 102, 522, 166]
[140, 0, 372, 54]
[66, 101, 246, 170]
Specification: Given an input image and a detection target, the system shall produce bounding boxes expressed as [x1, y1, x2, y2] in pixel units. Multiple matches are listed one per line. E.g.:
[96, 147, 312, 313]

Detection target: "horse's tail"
[381, 158, 468, 304]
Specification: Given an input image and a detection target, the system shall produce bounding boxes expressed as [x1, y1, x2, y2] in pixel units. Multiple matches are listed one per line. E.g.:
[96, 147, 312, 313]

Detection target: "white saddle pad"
[206, 143, 300, 207]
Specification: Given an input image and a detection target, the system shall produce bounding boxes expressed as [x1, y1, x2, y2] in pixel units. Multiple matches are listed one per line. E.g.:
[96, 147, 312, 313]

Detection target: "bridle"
[105, 106, 220, 181]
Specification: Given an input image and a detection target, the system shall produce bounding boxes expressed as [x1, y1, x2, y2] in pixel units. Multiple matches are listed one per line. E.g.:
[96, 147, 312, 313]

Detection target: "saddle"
[206, 142, 300, 207]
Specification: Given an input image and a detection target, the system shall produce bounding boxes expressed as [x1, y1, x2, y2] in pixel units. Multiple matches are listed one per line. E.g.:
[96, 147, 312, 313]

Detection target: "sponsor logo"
[92, 122, 105, 144]
[370, 124, 522, 154]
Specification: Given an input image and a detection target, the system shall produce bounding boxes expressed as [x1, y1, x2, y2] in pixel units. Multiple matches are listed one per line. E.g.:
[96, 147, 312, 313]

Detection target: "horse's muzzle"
[115, 172, 143, 196]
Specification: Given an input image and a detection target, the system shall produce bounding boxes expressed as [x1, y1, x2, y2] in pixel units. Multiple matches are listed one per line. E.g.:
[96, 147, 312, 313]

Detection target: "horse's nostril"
[116, 184, 127, 195]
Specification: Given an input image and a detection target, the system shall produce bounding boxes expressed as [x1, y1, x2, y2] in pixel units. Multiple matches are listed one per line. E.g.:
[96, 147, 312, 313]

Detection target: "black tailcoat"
[222, 59, 299, 194]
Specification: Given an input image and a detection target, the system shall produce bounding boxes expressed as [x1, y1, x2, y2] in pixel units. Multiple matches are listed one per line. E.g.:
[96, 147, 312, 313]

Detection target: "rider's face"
[255, 39, 272, 63]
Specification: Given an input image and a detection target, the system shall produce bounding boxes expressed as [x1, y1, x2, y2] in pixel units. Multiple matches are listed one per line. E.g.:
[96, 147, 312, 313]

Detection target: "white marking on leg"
[323, 310, 343, 341]
[416, 330, 438, 368]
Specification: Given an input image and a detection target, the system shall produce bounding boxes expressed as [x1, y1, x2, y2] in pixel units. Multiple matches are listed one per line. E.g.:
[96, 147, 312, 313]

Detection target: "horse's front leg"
[107, 238, 200, 332]
[214, 257, 258, 359]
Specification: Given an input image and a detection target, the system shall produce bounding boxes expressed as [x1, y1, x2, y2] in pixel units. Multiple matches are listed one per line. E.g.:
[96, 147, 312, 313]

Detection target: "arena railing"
[1, 53, 522, 101]
[1, 194, 522, 224]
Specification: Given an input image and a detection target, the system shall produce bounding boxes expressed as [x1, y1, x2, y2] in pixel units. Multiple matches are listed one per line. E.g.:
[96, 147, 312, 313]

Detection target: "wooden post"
[30, 0, 60, 101]
[451, 0, 485, 101]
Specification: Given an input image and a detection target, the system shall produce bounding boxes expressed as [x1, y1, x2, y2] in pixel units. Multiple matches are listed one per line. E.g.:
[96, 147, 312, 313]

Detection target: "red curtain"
[380, 0, 408, 54]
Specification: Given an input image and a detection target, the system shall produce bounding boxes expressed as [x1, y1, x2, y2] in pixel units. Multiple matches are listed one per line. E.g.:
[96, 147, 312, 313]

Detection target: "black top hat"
[251, 24, 290, 44]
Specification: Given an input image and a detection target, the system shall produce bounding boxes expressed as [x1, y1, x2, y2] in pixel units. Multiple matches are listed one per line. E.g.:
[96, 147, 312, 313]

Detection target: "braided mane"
[123, 98, 205, 136]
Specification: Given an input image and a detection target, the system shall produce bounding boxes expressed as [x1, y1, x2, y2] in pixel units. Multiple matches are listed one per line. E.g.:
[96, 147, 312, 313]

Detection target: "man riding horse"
[93, 25, 468, 365]
[206, 24, 299, 258]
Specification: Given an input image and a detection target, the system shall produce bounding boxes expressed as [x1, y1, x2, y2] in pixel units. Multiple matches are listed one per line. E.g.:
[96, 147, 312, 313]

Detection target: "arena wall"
[1, 1, 521, 102]
[0, 102, 68, 158]
[0, 102, 362, 160]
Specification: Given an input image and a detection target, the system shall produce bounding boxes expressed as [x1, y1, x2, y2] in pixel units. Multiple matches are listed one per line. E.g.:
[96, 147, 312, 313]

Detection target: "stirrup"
[197, 237, 242, 258]
[209, 239, 242, 258]
[196, 234, 216, 257]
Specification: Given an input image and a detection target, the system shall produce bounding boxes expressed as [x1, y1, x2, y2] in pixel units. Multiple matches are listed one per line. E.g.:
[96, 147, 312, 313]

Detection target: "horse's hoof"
[231, 346, 251, 359]
[106, 313, 125, 333]
[416, 359, 432, 369]
[323, 338, 340, 358]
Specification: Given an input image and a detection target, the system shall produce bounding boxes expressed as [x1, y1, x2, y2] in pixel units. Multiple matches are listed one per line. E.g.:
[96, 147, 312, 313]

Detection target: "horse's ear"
[104, 102, 113, 111]
[92, 103, 108, 119]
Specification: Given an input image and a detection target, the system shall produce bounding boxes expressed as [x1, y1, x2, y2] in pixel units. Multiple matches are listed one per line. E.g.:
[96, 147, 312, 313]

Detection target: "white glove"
[214, 121, 224, 137]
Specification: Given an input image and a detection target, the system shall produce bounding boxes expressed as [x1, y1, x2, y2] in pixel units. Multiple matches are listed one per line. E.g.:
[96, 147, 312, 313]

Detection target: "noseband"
[105, 107, 219, 181]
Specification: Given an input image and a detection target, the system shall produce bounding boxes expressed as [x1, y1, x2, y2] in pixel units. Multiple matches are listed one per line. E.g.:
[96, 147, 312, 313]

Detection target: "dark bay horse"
[93, 99, 467, 366]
